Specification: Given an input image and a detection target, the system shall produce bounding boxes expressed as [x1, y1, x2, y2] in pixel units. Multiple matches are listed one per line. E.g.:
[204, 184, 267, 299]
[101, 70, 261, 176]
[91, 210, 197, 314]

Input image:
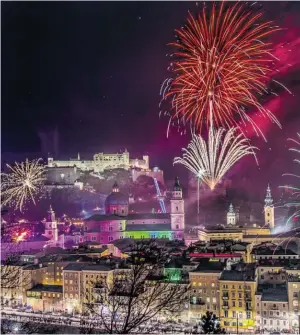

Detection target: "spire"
[228, 203, 234, 213]
[265, 184, 273, 206]
[112, 181, 119, 193]
[173, 177, 182, 191]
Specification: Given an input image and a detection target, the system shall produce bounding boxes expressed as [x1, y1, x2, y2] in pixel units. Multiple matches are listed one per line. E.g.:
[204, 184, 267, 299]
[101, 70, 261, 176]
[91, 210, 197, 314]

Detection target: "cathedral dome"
[105, 192, 129, 206]
[105, 181, 129, 207]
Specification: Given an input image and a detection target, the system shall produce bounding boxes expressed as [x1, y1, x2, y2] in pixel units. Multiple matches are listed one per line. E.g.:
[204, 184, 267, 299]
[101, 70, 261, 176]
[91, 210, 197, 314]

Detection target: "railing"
[222, 305, 229, 309]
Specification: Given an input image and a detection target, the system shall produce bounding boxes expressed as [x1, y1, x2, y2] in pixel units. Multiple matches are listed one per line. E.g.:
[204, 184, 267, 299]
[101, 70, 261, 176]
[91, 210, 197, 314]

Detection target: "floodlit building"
[47, 150, 149, 173]
[219, 263, 257, 333]
[84, 178, 185, 243]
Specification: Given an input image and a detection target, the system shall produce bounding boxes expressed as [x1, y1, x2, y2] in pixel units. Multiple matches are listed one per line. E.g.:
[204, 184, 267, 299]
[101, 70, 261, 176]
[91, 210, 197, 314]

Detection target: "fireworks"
[161, 2, 286, 136]
[1, 159, 45, 212]
[279, 133, 300, 225]
[174, 126, 256, 190]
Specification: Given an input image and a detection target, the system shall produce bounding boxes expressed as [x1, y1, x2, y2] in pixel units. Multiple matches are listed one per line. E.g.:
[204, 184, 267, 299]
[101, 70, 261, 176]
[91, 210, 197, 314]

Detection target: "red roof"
[189, 253, 242, 258]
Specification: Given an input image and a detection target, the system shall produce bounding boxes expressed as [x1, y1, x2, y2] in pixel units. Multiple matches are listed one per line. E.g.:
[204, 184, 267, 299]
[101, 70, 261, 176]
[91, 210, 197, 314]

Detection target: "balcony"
[222, 296, 229, 300]
[222, 305, 229, 309]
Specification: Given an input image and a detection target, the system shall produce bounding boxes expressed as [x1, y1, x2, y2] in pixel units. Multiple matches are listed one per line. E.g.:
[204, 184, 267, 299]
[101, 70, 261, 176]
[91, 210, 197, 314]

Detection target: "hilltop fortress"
[46, 150, 164, 185]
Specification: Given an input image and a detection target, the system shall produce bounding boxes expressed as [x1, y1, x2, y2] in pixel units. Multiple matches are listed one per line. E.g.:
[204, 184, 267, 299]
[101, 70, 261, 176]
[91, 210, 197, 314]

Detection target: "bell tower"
[170, 177, 185, 239]
[227, 203, 236, 226]
[264, 184, 275, 229]
[44, 205, 58, 242]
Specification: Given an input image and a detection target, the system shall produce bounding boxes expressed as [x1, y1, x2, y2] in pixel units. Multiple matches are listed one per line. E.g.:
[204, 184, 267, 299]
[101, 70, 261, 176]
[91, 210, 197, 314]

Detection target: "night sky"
[2, 1, 300, 192]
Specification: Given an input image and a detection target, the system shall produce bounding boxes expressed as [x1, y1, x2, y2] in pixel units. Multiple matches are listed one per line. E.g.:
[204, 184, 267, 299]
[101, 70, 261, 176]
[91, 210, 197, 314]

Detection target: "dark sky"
[2, 1, 300, 190]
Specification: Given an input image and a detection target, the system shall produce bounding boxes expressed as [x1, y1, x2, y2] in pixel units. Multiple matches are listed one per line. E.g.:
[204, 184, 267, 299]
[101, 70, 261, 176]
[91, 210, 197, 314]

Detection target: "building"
[26, 284, 63, 312]
[44, 205, 58, 245]
[287, 273, 300, 331]
[47, 150, 149, 173]
[189, 260, 224, 323]
[84, 178, 185, 243]
[264, 185, 275, 229]
[255, 285, 289, 332]
[219, 263, 257, 333]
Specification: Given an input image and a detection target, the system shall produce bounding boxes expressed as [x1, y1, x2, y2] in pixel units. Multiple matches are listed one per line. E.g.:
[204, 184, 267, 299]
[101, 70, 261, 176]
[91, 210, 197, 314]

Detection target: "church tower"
[227, 203, 236, 226]
[170, 177, 185, 240]
[44, 205, 58, 242]
[264, 184, 275, 229]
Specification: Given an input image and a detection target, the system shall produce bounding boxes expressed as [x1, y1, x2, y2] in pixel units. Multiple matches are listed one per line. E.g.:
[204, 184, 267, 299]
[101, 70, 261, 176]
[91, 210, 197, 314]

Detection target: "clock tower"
[170, 177, 185, 239]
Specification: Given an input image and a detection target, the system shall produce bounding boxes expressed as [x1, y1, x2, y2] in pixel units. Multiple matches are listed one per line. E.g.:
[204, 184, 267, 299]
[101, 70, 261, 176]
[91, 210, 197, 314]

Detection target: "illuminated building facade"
[219, 264, 257, 333]
[264, 184, 275, 229]
[227, 203, 237, 226]
[47, 150, 149, 173]
[84, 178, 185, 243]
[189, 261, 223, 322]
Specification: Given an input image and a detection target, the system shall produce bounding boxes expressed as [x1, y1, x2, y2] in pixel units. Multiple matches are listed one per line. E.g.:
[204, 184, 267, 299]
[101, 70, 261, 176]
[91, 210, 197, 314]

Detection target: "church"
[83, 177, 185, 243]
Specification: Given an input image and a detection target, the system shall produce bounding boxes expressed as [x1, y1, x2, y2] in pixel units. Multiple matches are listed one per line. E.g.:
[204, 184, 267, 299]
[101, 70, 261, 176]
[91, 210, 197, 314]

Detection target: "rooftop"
[85, 213, 171, 222]
[192, 260, 225, 273]
[220, 263, 256, 282]
[262, 289, 288, 302]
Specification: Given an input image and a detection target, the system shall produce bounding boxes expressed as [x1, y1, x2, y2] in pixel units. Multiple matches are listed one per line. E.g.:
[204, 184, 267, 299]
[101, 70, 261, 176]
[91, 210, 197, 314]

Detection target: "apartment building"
[255, 285, 289, 332]
[219, 263, 257, 333]
[189, 260, 224, 322]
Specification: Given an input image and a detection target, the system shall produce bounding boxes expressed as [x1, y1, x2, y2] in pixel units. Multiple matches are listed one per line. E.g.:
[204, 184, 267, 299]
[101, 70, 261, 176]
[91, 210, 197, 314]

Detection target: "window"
[224, 311, 228, 318]
[270, 311, 273, 316]
[108, 236, 113, 242]
[239, 302, 242, 307]
[92, 236, 96, 241]
[176, 224, 179, 229]
[176, 206, 178, 211]
[109, 226, 113, 231]
[232, 285, 235, 289]
[246, 311, 251, 319]
[232, 301, 236, 307]
[261, 275, 264, 279]
[232, 311, 236, 318]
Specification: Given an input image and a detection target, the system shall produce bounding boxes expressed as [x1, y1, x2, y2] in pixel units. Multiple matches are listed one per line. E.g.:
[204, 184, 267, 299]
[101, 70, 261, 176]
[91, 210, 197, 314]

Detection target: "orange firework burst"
[161, 2, 283, 138]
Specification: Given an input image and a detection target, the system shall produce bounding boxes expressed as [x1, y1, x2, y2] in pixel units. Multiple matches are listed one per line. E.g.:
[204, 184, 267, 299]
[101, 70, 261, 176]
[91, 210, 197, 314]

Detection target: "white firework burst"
[174, 126, 257, 191]
[1, 158, 45, 212]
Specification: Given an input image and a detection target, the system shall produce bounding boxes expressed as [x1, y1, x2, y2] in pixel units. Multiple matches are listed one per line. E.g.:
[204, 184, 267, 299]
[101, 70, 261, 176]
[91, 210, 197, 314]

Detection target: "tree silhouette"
[200, 311, 225, 334]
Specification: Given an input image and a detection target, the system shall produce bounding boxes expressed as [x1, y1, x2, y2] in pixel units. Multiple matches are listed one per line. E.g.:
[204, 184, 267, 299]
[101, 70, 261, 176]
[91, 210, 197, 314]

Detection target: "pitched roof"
[262, 289, 288, 302]
[126, 223, 172, 232]
[192, 260, 225, 273]
[85, 213, 171, 222]
[220, 263, 256, 281]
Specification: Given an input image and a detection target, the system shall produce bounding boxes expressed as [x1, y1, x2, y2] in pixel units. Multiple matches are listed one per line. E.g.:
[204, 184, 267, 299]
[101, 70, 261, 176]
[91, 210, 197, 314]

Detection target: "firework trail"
[161, 2, 291, 137]
[174, 108, 257, 190]
[1, 159, 45, 212]
[279, 133, 300, 224]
